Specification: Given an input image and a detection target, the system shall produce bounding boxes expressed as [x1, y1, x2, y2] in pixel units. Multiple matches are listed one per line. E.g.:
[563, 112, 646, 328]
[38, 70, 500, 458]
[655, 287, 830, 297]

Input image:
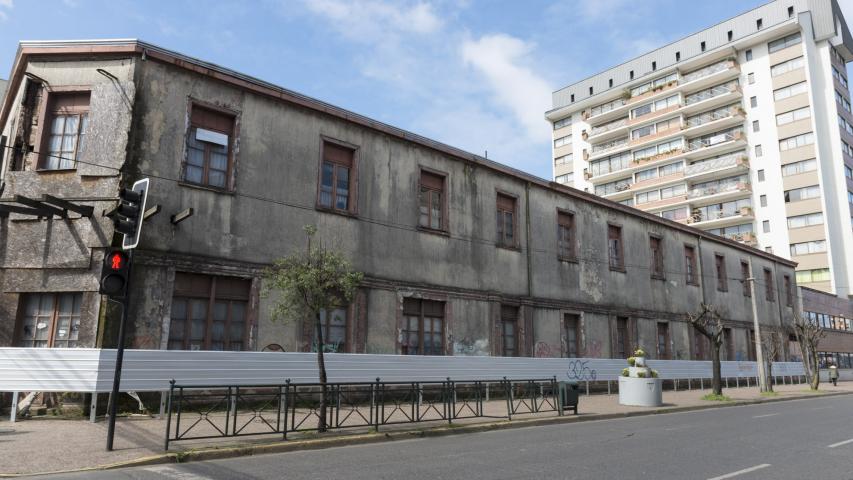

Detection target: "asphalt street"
[38, 394, 853, 480]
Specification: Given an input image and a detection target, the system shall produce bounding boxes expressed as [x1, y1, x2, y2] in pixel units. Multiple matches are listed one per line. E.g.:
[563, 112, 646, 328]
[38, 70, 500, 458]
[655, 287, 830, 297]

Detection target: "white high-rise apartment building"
[546, 0, 853, 297]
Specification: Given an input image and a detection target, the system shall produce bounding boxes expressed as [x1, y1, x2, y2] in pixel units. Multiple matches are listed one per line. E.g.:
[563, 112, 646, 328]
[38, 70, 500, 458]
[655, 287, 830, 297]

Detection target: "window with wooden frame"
[501, 305, 519, 357]
[401, 298, 444, 355]
[313, 308, 348, 353]
[15, 293, 82, 348]
[715, 254, 727, 292]
[649, 236, 664, 279]
[318, 140, 357, 213]
[168, 273, 251, 351]
[784, 275, 793, 307]
[608, 224, 624, 271]
[565, 313, 580, 358]
[615, 316, 629, 359]
[684, 245, 698, 285]
[39, 91, 90, 170]
[496, 193, 518, 248]
[557, 210, 576, 260]
[763, 268, 774, 301]
[723, 328, 734, 360]
[419, 169, 446, 231]
[741, 261, 751, 297]
[184, 104, 236, 189]
[693, 327, 707, 360]
[657, 322, 670, 359]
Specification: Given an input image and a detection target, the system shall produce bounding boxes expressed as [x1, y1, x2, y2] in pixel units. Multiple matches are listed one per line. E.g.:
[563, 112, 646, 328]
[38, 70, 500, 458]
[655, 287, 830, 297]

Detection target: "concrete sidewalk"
[2, 381, 851, 477]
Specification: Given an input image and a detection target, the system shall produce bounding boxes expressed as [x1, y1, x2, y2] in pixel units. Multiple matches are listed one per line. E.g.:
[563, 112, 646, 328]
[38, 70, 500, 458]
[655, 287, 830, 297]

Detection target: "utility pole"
[747, 258, 769, 393]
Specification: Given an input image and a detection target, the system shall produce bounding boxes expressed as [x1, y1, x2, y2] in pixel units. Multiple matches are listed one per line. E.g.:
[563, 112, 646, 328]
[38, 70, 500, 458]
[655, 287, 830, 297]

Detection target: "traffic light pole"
[106, 249, 132, 451]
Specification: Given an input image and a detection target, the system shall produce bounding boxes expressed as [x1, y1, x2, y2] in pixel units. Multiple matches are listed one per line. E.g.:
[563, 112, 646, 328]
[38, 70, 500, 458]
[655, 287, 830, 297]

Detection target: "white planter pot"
[628, 366, 649, 377]
[618, 376, 663, 407]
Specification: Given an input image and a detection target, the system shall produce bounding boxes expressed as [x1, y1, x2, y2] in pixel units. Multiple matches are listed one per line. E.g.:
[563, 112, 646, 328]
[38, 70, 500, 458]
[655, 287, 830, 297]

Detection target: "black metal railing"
[164, 377, 561, 450]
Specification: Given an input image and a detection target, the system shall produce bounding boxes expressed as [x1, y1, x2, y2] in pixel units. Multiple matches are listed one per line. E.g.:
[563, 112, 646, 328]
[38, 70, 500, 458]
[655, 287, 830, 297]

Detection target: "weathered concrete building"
[0, 40, 801, 362]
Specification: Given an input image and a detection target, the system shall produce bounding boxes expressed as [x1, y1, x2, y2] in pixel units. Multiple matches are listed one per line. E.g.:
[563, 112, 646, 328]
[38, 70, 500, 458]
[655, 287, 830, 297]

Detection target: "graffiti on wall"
[452, 337, 489, 356]
[534, 342, 559, 358]
[584, 340, 603, 358]
[566, 359, 597, 381]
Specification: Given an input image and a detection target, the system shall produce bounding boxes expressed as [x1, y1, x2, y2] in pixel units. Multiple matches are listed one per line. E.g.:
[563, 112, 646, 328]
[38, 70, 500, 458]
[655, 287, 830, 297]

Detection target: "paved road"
[39, 395, 853, 480]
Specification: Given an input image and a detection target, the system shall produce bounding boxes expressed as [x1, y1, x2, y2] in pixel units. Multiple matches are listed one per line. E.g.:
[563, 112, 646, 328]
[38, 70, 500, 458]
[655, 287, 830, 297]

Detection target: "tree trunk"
[315, 312, 328, 432]
[765, 361, 774, 392]
[809, 348, 820, 391]
[711, 342, 723, 396]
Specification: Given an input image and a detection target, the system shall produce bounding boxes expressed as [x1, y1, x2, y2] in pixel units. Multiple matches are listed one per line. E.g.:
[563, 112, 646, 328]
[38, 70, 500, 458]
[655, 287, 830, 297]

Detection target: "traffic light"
[99, 249, 131, 298]
[113, 178, 149, 250]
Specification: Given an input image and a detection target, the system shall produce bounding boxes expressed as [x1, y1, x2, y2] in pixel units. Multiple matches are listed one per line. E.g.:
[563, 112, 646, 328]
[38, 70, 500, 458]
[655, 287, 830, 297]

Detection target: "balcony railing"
[684, 106, 742, 129]
[720, 231, 757, 246]
[591, 136, 630, 154]
[686, 131, 743, 152]
[598, 180, 633, 196]
[688, 181, 750, 199]
[587, 98, 628, 119]
[684, 83, 739, 106]
[687, 206, 753, 224]
[681, 59, 737, 84]
[590, 117, 629, 136]
[684, 152, 748, 176]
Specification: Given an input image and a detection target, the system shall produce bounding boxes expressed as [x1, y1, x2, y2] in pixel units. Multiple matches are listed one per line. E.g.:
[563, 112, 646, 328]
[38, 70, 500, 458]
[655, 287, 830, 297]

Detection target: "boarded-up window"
[185, 105, 235, 189]
[608, 225, 624, 270]
[565, 314, 580, 358]
[16, 293, 82, 348]
[496, 193, 517, 247]
[557, 211, 576, 260]
[715, 254, 727, 291]
[401, 298, 444, 355]
[723, 328, 734, 360]
[747, 329, 757, 361]
[657, 322, 670, 359]
[501, 305, 519, 357]
[318, 141, 356, 212]
[649, 236, 663, 278]
[784, 275, 793, 306]
[40, 91, 90, 170]
[693, 327, 706, 360]
[615, 316, 629, 359]
[419, 170, 445, 230]
[764, 268, 774, 301]
[169, 273, 251, 351]
[741, 261, 751, 297]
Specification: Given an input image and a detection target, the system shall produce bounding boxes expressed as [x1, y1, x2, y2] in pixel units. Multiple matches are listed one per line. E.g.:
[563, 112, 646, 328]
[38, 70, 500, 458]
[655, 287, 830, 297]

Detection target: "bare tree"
[688, 304, 725, 396]
[263, 226, 363, 431]
[760, 332, 781, 392]
[792, 314, 826, 391]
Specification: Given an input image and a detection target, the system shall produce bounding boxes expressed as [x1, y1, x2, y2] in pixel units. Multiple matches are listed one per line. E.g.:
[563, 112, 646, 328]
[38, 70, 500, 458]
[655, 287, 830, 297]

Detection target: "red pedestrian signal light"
[99, 249, 131, 298]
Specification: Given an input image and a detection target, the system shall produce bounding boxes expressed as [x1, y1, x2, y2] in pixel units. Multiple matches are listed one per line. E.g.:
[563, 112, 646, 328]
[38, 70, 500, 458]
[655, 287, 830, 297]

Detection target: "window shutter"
[191, 105, 234, 133]
[323, 142, 354, 167]
[496, 193, 515, 211]
[501, 305, 518, 322]
[420, 170, 444, 190]
[557, 211, 573, 227]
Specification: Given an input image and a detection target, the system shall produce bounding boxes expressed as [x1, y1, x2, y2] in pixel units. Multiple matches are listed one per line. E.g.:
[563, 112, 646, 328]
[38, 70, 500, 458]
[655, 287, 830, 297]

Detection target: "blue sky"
[0, 0, 850, 179]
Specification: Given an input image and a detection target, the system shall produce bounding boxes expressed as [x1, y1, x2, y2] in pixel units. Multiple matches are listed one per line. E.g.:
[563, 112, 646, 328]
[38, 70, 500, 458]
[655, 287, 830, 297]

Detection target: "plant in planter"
[618, 346, 663, 406]
[622, 368, 630, 377]
[651, 369, 659, 378]
[627, 356, 636, 366]
[637, 371, 647, 378]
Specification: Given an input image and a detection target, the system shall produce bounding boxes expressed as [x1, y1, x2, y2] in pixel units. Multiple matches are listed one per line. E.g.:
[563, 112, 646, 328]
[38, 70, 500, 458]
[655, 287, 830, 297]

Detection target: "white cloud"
[302, 0, 441, 42]
[461, 34, 552, 141]
[0, 0, 12, 8]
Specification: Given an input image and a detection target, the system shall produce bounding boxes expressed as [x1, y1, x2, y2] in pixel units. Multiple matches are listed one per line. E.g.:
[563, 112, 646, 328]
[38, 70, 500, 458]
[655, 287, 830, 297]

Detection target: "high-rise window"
[608, 224, 624, 270]
[40, 91, 90, 170]
[401, 298, 445, 355]
[318, 140, 357, 212]
[768, 32, 801, 53]
[557, 210, 576, 260]
[501, 305, 519, 357]
[496, 193, 518, 248]
[419, 170, 446, 231]
[16, 293, 83, 348]
[169, 273, 251, 351]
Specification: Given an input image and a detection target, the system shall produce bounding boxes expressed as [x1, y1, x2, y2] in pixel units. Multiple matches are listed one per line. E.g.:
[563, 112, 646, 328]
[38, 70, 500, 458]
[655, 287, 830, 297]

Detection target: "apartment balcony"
[684, 152, 749, 182]
[599, 180, 634, 201]
[626, 80, 679, 106]
[590, 136, 630, 157]
[681, 84, 742, 116]
[680, 107, 745, 138]
[587, 117, 630, 143]
[718, 231, 758, 247]
[683, 131, 746, 160]
[686, 206, 755, 229]
[679, 59, 740, 93]
[687, 181, 751, 203]
[585, 98, 630, 125]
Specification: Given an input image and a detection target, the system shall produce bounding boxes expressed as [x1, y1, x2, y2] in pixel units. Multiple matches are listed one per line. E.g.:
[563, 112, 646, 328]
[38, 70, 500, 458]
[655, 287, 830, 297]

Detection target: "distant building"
[0, 39, 799, 362]
[546, 0, 853, 298]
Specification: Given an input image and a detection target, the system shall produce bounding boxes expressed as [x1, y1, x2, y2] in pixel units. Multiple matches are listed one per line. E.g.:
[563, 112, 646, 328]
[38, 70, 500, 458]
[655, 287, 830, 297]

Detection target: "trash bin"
[558, 381, 579, 414]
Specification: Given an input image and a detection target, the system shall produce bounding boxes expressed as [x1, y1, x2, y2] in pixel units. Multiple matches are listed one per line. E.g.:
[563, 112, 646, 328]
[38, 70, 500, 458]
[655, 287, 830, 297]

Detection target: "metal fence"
[165, 377, 562, 450]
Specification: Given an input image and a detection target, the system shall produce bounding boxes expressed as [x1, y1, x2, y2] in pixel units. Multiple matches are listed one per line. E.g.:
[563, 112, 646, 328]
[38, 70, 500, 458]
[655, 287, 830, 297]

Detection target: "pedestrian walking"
[829, 363, 839, 386]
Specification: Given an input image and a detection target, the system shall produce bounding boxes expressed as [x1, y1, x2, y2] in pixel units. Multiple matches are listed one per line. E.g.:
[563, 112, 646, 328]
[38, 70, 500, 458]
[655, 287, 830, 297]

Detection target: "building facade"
[547, 0, 853, 297]
[799, 286, 853, 367]
[0, 39, 799, 363]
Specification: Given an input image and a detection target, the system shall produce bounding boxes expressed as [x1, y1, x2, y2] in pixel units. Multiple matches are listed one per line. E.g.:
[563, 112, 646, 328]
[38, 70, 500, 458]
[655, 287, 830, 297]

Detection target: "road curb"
[6, 389, 851, 477]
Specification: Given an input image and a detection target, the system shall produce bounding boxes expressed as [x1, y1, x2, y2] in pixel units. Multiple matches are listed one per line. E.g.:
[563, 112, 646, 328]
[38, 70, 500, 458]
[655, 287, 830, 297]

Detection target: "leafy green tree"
[263, 226, 363, 431]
